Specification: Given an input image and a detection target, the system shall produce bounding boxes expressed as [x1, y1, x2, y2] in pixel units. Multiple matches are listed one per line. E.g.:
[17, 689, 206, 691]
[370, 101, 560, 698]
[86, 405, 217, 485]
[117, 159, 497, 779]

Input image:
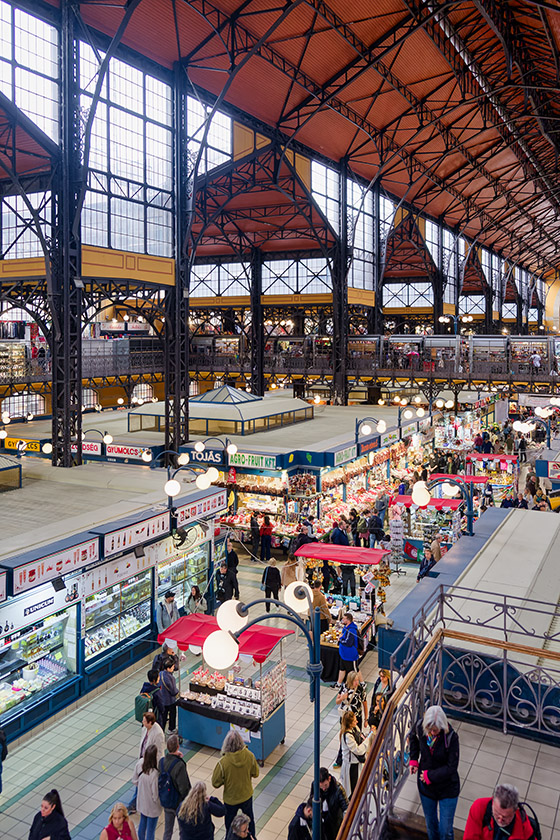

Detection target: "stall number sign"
[334, 444, 357, 466]
[549, 461, 560, 480]
[70, 440, 102, 456]
[4, 437, 41, 452]
[0, 571, 5, 603]
[103, 511, 170, 557]
[176, 488, 228, 527]
[106, 443, 151, 461]
[81, 550, 157, 597]
[228, 452, 277, 469]
[13, 538, 99, 594]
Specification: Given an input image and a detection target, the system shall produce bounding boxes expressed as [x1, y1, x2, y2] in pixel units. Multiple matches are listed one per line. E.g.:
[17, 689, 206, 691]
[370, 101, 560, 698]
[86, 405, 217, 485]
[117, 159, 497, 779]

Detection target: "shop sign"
[548, 461, 560, 480]
[359, 437, 380, 456]
[103, 511, 170, 558]
[105, 443, 152, 461]
[380, 429, 399, 447]
[0, 585, 79, 638]
[334, 444, 357, 467]
[183, 447, 224, 465]
[0, 571, 5, 603]
[4, 437, 41, 452]
[70, 440, 102, 456]
[144, 528, 207, 565]
[228, 451, 277, 469]
[401, 423, 418, 438]
[175, 489, 228, 528]
[81, 550, 157, 596]
[12, 538, 99, 595]
[419, 417, 432, 432]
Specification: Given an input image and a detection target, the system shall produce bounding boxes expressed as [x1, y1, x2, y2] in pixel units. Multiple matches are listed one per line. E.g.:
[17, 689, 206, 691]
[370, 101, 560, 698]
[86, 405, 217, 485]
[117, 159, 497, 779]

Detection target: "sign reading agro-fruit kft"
[228, 452, 277, 469]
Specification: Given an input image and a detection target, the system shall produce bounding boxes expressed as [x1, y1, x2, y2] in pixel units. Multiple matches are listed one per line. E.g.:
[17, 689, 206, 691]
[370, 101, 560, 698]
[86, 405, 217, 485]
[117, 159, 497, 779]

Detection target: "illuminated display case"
[157, 539, 211, 611]
[84, 571, 152, 660]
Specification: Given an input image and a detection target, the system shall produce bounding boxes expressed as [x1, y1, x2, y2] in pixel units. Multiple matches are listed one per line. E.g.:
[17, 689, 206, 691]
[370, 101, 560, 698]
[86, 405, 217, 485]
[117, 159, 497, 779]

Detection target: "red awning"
[294, 543, 389, 565]
[466, 454, 518, 462]
[157, 614, 293, 663]
[391, 494, 463, 510]
[429, 473, 488, 484]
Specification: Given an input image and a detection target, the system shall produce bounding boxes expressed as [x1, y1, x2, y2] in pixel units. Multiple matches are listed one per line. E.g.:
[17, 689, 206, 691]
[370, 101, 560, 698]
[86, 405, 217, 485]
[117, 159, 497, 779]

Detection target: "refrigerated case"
[156, 532, 212, 612]
[84, 570, 152, 660]
[0, 587, 79, 722]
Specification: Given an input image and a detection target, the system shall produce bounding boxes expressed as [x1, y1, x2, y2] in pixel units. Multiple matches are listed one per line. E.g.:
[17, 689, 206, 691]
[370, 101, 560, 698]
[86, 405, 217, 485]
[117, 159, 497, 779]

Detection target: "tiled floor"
[396, 720, 560, 840]
[0, 553, 412, 840]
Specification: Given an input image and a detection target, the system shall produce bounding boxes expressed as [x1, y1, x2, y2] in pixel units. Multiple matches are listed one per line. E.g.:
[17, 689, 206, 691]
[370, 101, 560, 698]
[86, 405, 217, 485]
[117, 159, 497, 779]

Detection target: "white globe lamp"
[207, 466, 219, 482]
[411, 481, 431, 507]
[377, 420, 387, 433]
[103, 433, 113, 444]
[226, 442, 238, 456]
[435, 399, 444, 409]
[360, 423, 372, 436]
[403, 409, 413, 420]
[164, 478, 181, 497]
[284, 581, 313, 614]
[445, 400, 454, 409]
[0, 429, 8, 440]
[194, 441, 205, 453]
[217, 599, 248, 633]
[177, 452, 190, 466]
[42, 441, 52, 454]
[416, 408, 425, 417]
[195, 472, 212, 490]
[141, 450, 153, 462]
[203, 630, 239, 670]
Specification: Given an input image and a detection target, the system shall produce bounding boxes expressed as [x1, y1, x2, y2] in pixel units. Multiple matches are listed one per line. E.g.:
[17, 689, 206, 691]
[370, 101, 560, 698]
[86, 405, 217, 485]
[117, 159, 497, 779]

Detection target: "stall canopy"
[391, 494, 463, 510]
[430, 473, 488, 484]
[466, 454, 518, 462]
[294, 544, 389, 565]
[157, 614, 294, 663]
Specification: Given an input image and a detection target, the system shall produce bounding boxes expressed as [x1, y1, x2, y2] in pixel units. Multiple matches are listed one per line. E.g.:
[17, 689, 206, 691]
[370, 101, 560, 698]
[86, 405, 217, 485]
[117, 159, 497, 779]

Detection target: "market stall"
[158, 614, 293, 764]
[294, 544, 389, 682]
[465, 453, 519, 501]
[389, 495, 464, 561]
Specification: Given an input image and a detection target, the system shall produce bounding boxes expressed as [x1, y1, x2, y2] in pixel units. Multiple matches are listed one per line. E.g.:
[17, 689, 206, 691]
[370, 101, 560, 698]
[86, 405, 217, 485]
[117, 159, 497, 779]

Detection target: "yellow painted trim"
[348, 289, 375, 306]
[190, 295, 251, 307]
[0, 256, 46, 278]
[82, 246, 175, 286]
[442, 303, 455, 315]
[260, 294, 333, 305]
[294, 153, 311, 189]
[383, 306, 434, 315]
[233, 122, 271, 161]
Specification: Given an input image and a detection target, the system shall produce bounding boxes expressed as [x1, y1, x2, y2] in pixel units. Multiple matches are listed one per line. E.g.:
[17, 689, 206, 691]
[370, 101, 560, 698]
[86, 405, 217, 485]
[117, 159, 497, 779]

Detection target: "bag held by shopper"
[134, 691, 153, 722]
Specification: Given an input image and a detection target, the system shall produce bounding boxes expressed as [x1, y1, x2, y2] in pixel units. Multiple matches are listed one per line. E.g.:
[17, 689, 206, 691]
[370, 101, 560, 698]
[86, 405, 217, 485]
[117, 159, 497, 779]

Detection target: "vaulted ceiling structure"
[44, 0, 560, 274]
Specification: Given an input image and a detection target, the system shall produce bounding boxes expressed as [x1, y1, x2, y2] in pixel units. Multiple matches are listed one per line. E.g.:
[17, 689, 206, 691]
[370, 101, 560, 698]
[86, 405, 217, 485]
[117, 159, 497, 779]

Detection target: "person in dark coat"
[178, 781, 225, 840]
[287, 801, 313, 840]
[261, 558, 281, 612]
[28, 789, 71, 840]
[249, 513, 260, 560]
[226, 539, 240, 599]
[331, 522, 349, 546]
[313, 768, 348, 840]
[162, 733, 191, 840]
[153, 643, 180, 673]
[225, 814, 255, 840]
[158, 658, 179, 732]
[216, 561, 236, 604]
[139, 668, 164, 721]
[409, 705, 460, 840]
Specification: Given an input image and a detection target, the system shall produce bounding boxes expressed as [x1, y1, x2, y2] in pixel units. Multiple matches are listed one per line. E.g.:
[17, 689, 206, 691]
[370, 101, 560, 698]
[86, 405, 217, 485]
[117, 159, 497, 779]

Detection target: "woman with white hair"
[409, 705, 460, 840]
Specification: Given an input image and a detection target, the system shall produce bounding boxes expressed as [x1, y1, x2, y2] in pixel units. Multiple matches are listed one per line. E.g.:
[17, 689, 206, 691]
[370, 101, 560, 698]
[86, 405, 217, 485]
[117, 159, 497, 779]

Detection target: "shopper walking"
[367, 511, 384, 548]
[287, 800, 313, 840]
[158, 658, 179, 733]
[226, 538, 240, 599]
[463, 783, 538, 840]
[28, 790, 70, 840]
[261, 557, 281, 611]
[211, 730, 259, 837]
[409, 705, 460, 840]
[334, 670, 367, 768]
[312, 768, 349, 840]
[310, 580, 331, 633]
[156, 590, 180, 635]
[339, 711, 370, 797]
[430, 534, 442, 563]
[250, 513, 260, 559]
[340, 562, 356, 596]
[161, 734, 191, 840]
[132, 744, 162, 840]
[216, 561, 236, 604]
[226, 814, 255, 840]
[260, 515, 273, 563]
[99, 803, 138, 840]
[177, 781, 226, 840]
[336, 612, 359, 688]
[186, 585, 207, 615]
[281, 557, 298, 588]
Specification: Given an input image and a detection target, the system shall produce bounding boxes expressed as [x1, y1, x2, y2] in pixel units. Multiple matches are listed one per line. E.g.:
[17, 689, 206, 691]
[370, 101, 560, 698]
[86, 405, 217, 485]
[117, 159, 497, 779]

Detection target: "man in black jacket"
[161, 734, 191, 840]
[216, 561, 236, 604]
[367, 512, 384, 549]
[226, 538, 240, 599]
[311, 768, 349, 840]
[288, 800, 313, 840]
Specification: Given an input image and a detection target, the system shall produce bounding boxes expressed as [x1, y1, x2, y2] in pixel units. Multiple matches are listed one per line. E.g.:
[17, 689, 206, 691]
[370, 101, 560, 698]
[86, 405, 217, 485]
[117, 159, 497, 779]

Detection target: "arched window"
[2, 392, 46, 418]
[131, 383, 153, 403]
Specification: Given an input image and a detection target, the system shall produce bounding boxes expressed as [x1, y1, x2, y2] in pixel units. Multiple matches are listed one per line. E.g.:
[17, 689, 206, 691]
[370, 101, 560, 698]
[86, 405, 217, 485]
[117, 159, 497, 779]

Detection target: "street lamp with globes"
[354, 416, 387, 446]
[203, 582, 323, 840]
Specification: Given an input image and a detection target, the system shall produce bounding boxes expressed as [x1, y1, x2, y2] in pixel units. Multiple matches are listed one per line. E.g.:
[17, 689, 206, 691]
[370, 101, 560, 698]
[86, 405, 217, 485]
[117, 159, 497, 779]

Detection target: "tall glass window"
[424, 219, 440, 266]
[2, 191, 51, 258]
[347, 179, 374, 290]
[263, 258, 330, 295]
[379, 196, 394, 243]
[190, 263, 250, 297]
[79, 42, 173, 256]
[311, 162, 339, 231]
[187, 96, 232, 175]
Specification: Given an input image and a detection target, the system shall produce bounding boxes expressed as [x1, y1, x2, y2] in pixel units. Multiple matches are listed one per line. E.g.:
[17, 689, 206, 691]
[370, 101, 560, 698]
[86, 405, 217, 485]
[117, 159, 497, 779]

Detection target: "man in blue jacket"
[336, 611, 359, 688]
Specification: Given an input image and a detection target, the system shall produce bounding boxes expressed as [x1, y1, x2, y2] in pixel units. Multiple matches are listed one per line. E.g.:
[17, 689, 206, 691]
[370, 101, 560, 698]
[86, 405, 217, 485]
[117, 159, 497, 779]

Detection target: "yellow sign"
[4, 437, 41, 452]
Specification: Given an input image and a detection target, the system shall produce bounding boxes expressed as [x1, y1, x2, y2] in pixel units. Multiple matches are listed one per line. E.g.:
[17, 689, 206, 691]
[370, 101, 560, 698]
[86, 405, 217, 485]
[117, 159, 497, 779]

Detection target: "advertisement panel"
[12, 538, 99, 595]
[106, 443, 152, 461]
[175, 489, 228, 527]
[228, 452, 277, 470]
[103, 512, 170, 558]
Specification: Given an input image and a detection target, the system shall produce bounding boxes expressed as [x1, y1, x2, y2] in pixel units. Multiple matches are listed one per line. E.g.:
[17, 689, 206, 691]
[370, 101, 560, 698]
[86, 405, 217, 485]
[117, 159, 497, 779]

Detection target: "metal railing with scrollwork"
[337, 587, 560, 840]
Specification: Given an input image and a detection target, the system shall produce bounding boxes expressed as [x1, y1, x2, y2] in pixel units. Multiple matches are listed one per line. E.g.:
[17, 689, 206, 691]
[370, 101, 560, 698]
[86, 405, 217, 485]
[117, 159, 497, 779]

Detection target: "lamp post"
[438, 314, 473, 334]
[191, 436, 238, 457]
[411, 476, 477, 536]
[397, 404, 426, 429]
[203, 583, 323, 840]
[354, 416, 387, 446]
[147, 449, 216, 505]
[82, 428, 114, 445]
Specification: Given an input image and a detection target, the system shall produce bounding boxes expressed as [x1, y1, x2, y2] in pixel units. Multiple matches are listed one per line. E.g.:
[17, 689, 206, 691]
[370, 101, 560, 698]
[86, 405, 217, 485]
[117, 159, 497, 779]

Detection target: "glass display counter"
[0, 603, 78, 718]
[84, 571, 151, 660]
[156, 539, 211, 611]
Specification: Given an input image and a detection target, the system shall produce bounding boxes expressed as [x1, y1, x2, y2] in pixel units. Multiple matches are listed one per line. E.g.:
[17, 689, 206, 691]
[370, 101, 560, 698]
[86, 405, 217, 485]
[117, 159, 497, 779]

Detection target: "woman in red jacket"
[260, 515, 273, 563]
[464, 784, 538, 840]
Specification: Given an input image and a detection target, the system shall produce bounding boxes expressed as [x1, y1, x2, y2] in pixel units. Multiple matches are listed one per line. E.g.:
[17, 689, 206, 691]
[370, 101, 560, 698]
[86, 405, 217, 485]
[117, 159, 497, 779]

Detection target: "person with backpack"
[0, 724, 7, 794]
[160, 734, 191, 840]
[153, 642, 180, 674]
[367, 511, 384, 549]
[464, 783, 540, 840]
[158, 658, 179, 733]
[132, 744, 162, 840]
[135, 669, 163, 724]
